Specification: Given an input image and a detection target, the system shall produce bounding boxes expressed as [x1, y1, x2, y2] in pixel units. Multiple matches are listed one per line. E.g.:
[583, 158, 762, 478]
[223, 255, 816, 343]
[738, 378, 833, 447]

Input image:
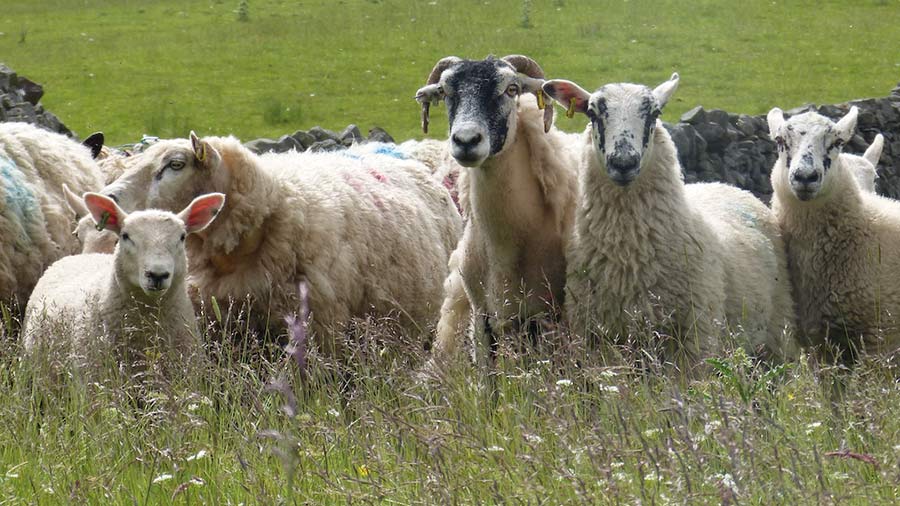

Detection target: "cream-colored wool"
[432, 94, 579, 362]
[0, 122, 106, 304]
[108, 134, 462, 356]
[23, 193, 224, 368]
[545, 76, 796, 364]
[841, 134, 883, 194]
[769, 109, 900, 359]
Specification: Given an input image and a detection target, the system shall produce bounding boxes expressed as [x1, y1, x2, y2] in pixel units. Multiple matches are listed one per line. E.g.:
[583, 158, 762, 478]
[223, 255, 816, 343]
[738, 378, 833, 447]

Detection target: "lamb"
[413, 54, 579, 366]
[22, 192, 224, 369]
[101, 132, 462, 357]
[843, 134, 884, 194]
[542, 74, 797, 364]
[0, 121, 106, 304]
[767, 107, 900, 361]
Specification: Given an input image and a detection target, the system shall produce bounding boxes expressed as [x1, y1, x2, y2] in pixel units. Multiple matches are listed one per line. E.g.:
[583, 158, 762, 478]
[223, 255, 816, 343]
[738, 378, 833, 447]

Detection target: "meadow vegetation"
[1, 0, 900, 503]
[1, 0, 899, 144]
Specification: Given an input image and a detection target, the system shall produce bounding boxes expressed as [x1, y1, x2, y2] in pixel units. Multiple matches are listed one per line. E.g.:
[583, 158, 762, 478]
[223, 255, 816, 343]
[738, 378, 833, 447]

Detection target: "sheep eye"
[775, 136, 786, 151]
[180, 233, 186, 242]
[505, 84, 520, 97]
[121, 232, 130, 242]
[168, 160, 186, 171]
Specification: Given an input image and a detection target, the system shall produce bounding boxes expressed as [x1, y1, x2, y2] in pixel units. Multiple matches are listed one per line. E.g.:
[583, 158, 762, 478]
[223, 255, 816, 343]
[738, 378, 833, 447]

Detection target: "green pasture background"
[2, 0, 899, 145]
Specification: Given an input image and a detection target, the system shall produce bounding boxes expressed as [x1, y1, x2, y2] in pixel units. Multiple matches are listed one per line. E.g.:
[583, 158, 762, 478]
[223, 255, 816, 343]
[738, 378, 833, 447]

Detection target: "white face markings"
[117, 213, 188, 297]
[770, 109, 857, 201]
[587, 83, 661, 185]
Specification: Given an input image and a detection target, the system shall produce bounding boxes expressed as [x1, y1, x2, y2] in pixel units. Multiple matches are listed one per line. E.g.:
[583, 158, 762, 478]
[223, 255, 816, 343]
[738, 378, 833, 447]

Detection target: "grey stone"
[307, 139, 344, 153]
[17, 77, 43, 105]
[291, 130, 316, 150]
[340, 124, 363, 146]
[367, 127, 395, 144]
[735, 114, 757, 136]
[243, 138, 280, 154]
[694, 122, 728, 152]
[706, 109, 731, 127]
[680, 105, 706, 125]
[308, 126, 340, 142]
[0, 65, 16, 91]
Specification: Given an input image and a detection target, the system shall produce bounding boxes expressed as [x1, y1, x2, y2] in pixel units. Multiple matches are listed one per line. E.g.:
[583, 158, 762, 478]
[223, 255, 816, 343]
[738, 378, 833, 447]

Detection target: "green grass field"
[2, 0, 899, 144]
[2, 1, 900, 503]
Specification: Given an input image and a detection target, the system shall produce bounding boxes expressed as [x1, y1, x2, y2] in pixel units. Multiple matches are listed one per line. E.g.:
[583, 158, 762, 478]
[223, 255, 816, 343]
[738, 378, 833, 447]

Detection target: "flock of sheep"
[2, 54, 896, 375]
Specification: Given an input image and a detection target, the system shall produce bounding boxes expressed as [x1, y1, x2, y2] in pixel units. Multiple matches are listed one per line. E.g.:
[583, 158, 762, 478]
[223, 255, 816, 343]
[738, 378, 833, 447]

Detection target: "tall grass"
[1, 306, 897, 503]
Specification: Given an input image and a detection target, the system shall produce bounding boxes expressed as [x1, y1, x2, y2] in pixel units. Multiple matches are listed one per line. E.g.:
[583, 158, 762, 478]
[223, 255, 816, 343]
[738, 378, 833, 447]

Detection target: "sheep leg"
[430, 266, 472, 367]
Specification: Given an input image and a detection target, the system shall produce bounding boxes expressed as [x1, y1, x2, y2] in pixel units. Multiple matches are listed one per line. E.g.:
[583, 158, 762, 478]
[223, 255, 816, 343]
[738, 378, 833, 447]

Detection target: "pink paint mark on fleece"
[442, 171, 462, 214]
[368, 168, 388, 183]
[343, 172, 385, 211]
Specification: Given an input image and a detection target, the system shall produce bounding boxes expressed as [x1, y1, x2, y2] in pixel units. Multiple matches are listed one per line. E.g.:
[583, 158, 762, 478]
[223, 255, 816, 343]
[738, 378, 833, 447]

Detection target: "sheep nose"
[451, 130, 483, 150]
[145, 270, 171, 289]
[607, 152, 641, 174]
[792, 170, 821, 185]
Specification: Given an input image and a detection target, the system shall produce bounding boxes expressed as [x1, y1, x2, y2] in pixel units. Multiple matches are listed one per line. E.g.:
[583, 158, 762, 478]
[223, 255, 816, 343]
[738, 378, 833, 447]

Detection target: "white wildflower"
[327, 408, 340, 418]
[704, 420, 721, 435]
[556, 379, 572, 387]
[601, 385, 619, 393]
[643, 428, 662, 438]
[153, 473, 173, 484]
[186, 450, 208, 462]
[486, 445, 504, 453]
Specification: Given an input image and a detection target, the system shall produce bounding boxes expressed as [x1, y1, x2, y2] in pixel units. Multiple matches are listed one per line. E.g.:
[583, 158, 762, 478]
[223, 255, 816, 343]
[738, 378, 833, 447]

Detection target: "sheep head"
[767, 106, 858, 201]
[415, 54, 552, 168]
[83, 192, 224, 299]
[543, 73, 679, 186]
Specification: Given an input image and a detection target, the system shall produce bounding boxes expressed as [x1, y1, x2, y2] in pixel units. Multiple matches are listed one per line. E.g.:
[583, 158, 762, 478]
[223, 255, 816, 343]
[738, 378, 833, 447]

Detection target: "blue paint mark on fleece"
[347, 142, 409, 160]
[0, 154, 40, 243]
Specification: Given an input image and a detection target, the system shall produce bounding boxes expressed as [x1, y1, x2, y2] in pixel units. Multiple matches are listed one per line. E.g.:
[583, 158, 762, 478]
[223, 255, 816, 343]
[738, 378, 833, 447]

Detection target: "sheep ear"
[190, 131, 220, 169]
[652, 72, 679, 110]
[83, 192, 127, 234]
[179, 192, 226, 234]
[63, 184, 89, 218]
[864, 134, 884, 166]
[82, 132, 104, 159]
[542, 79, 590, 117]
[766, 108, 785, 140]
[834, 106, 858, 144]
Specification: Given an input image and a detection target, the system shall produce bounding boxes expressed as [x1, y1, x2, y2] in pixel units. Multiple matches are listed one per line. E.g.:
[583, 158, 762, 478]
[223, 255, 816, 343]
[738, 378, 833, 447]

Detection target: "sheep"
[22, 192, 225, 369]
[0, 121, 106, 304]
[413, 54, 579, 366]
[100, 132, 462, 357]
[542, 74, 797, 365]
[843, 133, 884, 194]
[767, 107, 900, 361]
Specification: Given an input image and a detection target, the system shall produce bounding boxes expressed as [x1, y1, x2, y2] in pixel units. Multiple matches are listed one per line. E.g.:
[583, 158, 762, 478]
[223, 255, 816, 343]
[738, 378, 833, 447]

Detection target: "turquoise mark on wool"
[369, 143, 408, 160]
[0, 154, 40, 242]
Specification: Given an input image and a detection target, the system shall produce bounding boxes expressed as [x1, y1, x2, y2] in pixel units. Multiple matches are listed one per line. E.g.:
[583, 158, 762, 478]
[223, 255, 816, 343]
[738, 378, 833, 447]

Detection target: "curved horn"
[502, 55, 553, 133]
[425, 56, 462, 85]
[416, 56, 462, 134]
[501, 54, 545, 79]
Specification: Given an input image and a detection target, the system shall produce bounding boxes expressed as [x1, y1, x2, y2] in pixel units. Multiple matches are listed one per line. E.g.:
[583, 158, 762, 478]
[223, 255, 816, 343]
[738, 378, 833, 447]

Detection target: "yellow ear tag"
[196, 144, 206, 162]
[536, 89, 545, 110]
[566, 98, 577, 119]
[95, 211, 110, 232]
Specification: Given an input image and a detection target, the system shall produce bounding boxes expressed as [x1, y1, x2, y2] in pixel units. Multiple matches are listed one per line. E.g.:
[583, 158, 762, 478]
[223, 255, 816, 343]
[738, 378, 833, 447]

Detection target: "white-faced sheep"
[23, 192, 224, 368]
[100, 132, 462, 357]
[0, 121, 106, 304]
[843, 133, 884, 194]
[768, 107, 900, 361]
[414, 55, 579, 366]
[542, 74, 797, 364]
